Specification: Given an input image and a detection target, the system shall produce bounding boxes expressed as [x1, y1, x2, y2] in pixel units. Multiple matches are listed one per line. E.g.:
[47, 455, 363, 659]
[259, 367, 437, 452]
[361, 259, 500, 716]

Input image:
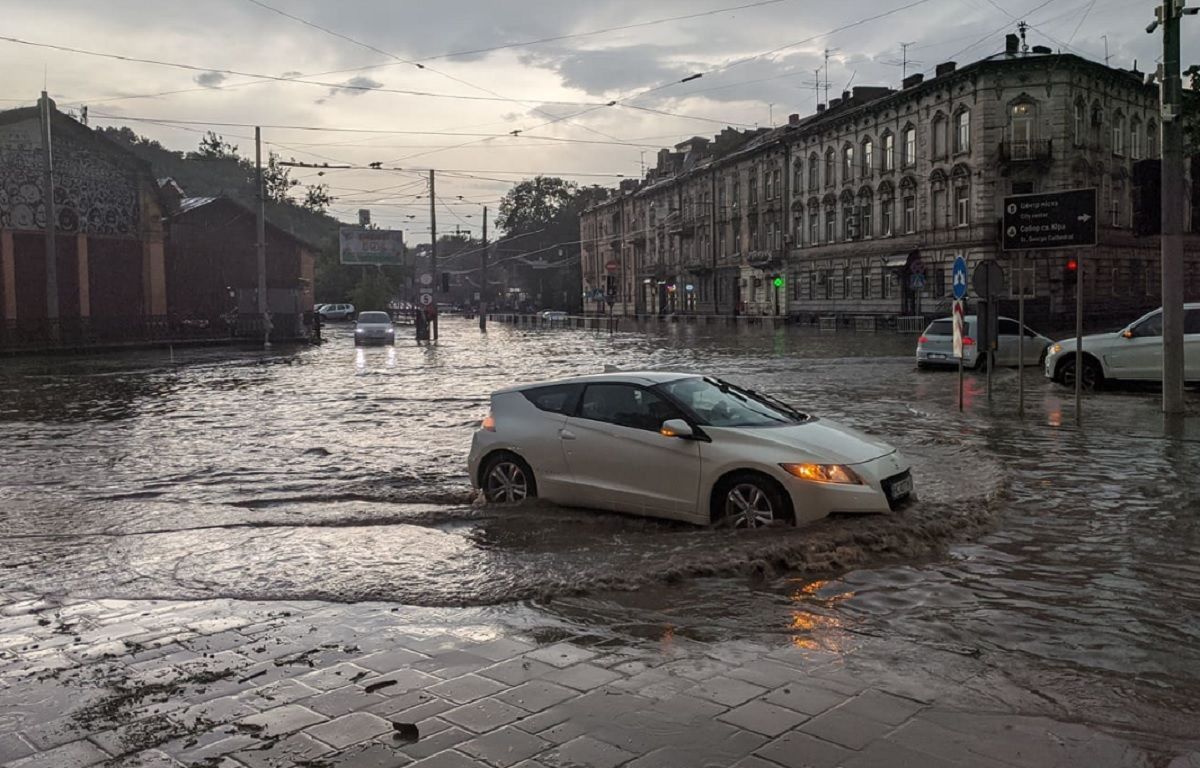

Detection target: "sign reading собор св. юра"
[1002, 189, 1097, 251]
[340, 227, 405, 266]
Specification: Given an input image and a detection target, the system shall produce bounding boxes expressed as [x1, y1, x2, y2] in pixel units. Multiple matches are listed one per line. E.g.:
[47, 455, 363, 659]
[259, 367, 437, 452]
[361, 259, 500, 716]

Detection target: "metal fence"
[0, 313, 309, 353]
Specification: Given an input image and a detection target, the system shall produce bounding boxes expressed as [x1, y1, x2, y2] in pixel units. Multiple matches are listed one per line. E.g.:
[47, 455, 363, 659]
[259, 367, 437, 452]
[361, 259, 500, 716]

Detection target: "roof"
[170, 195, 317, 250]
[494, 371, 696, 394]
[176, 196, 219, 215]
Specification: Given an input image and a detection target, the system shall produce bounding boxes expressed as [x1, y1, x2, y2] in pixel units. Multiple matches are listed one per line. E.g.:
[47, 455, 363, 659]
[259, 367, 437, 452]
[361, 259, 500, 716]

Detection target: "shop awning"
[881, 253, 912, 268]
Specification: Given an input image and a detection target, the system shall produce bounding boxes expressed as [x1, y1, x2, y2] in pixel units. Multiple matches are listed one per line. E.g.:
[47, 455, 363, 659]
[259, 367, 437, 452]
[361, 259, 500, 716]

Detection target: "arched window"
[1073, 99, 1087, 147]
[858, 186, 874, 239]
[824, 148, 836, 188]
[900, 176, 918, 234]
[1010, 99, 1036, 156]
[931, 113, 948, 160]
[1113, 111, 1126, 156]
[793, 159, 803, 192]
[808, 153, 820, 191]
[952, 165, 971, 227]
[823, 194, 837, 243]
[954, 108, 971, 154]
[878, 180, 895, 236]
[841, 189, 856, 240]
[807, 197, 821, 245]
[902, 124, 917, 168]
[1091, 100, 1104, 144]
[842, 144, 855, 183]
[861, 137, 874, 177]
[1148, 120, 1158, 158]
[882, 131, 895, 172]
[930, 169, 948, 231]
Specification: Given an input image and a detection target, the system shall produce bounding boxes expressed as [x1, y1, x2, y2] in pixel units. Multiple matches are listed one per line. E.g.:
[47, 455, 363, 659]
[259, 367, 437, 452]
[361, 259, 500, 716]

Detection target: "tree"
[191, 131, 238, 160]
[259, 152, 299, 204]
[351, 269, 395, 311]
[303, 183, 334, 213]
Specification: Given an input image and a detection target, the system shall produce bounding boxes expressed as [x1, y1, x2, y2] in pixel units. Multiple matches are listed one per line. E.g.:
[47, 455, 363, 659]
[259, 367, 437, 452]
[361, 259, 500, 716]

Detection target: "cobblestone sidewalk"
[2, 594, 1196, 768]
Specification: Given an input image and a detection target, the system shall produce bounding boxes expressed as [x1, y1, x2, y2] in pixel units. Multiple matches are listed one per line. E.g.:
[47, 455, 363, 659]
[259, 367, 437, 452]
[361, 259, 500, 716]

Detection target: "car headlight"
[781, 463, 862, 485]
[1051, 343, 1062, 356]
[355, 328, 364, 334]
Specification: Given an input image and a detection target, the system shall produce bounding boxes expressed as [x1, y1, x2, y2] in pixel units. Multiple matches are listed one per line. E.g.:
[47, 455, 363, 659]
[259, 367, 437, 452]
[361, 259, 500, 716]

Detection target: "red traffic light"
[1065, 258, 1078, 272]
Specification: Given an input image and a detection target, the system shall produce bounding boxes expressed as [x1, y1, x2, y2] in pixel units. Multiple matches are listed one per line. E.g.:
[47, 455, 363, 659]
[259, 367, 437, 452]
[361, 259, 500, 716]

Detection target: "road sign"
[419, 273, 433, 286]
[419, 292, 433, 307]
[952, 255, 968, 300]
[973, 259, 1005, 298]
[605, 260, 619, 273]
[952, 300, 965, 359]
[1002, 188, 1098, 250]
[909, 273, 926, 290]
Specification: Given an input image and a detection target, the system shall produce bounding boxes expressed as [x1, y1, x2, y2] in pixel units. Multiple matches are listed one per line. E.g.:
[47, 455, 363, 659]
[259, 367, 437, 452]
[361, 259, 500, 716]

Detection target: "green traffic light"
[773, 276, 784, 288]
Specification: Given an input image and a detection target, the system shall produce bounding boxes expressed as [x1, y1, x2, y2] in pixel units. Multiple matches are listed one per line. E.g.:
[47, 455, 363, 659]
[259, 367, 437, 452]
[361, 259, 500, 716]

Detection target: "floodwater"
[2, 318, 1199, 743]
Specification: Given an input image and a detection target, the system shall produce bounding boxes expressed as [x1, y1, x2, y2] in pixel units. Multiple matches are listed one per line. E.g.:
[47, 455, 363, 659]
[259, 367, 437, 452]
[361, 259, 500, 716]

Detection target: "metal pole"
[958, 355, 964, 411]
[255, 127, 270, 348]
[429, 169, 439, 341]
[1159, 0, 1186, 414]
[1018, 250, 1025, 417]
[1075, 251, 1084, 425]
[39, 92, 59, 332]
[479, 206, 488, 333]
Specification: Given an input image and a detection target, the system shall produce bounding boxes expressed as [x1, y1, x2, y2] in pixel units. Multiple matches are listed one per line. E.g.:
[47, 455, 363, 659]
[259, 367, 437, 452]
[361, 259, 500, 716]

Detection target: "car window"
[1185, 310, 1200, 335]
[578, 383, 682, 431]
[522, 384, 582, 415]
[1024, 326, 1040, 338]
[925, 320, 953, 336]
[358, 312, 390, 323]
[998, 319, 1021, 336]
[657, 377, 801, 428]
[1132, 312, 1163, 338]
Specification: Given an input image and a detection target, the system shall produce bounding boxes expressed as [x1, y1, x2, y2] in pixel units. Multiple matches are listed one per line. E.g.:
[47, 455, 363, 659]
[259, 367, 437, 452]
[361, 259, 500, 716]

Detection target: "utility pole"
[1148, 0, 1195, 415]
[429, 169, 438, 341]
[479, 206, 488, 333]
[38, 92, 60, 336]
[255, 127, 271, 348]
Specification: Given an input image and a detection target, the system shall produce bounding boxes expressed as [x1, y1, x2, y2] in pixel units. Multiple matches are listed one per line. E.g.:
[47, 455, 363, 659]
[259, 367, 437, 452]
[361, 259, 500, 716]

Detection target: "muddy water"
[2, 318, 1199, 740]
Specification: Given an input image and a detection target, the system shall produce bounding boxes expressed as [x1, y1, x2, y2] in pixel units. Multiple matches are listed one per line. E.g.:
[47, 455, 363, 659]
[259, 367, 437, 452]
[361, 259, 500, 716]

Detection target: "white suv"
[1044, 304, 1200, 389]
[318, 303, 356, 321]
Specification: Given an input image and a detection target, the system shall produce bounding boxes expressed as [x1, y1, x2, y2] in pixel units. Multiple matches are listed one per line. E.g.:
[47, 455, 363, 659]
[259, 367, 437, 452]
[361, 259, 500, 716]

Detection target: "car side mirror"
[659, 419, 694, 439]
[1122, 329, 1134, 339]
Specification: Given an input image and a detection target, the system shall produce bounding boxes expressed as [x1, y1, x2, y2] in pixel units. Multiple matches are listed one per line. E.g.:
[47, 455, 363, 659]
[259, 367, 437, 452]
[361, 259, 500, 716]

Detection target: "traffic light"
[1065, 258, 1078, 273]
[772, 275, 784, 288]
[441, 272, 450, 293]
[1132, 159, 1161, 237]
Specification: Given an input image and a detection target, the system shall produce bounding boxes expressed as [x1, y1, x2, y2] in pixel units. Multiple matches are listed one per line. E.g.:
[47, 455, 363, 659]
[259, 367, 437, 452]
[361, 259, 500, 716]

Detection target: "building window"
[824, 269, 833, 300]
[825, 149, 836, 187]
[732, 176, 740, 208]
[793, 160, 803, 192]
[843, 268, 853, 299]
[862, 139, 874, 177]
[883, 133, 895, 172]
[824, 204, 836, 242]
[902, 126, 916, 168]
[1112, 181, 1124, 227]
[808, 153, 819, 190]
[954, 184, 970, 227]
[903, 195, 916, 233]
[809, 209, 819, 245]
[1074, 100, 1086, 147]
[931, 186, 946, 230]
[1148, 121, 1158, 158]
[881, 194, 894, 236]
[1113, 112, 1126, 156]
[932, 114, 947, 160]
[881, 267, 892, 299]
[843, 145, 855, 182]
[793, 213, 803, 246]
[843, 199, 855, 240]
[1130, 117, 1143, 160]
[749, 170, 758, 205]
[749, 217, 759, 249]
[955, 109, 970, 154]
[773, 169, 782, 201]
[934, 264, 946, 296]
[861, 266, 871, 299]
[859, 191, 873, 238]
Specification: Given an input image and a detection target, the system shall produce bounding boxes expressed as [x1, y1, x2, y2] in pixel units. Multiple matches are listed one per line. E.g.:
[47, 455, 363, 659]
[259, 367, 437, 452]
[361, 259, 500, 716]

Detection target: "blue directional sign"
[952, 255, 968, 300]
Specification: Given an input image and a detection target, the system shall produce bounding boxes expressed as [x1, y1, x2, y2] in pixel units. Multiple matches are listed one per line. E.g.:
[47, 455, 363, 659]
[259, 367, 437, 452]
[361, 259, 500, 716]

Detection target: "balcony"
[999, 139, 1053, 164]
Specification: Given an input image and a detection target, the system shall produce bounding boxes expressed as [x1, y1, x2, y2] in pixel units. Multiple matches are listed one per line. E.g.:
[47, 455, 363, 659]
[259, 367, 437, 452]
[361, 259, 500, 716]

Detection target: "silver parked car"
[354, 311, 395, 346]
[917, 315, 1051, 369]
[319, 303, 356, 321]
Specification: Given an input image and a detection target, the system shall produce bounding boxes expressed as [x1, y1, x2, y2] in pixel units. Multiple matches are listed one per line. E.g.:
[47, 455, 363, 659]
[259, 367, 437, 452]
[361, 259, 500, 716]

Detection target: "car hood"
[709, 418, 897, 465]
[1052, 332, 1118, 351]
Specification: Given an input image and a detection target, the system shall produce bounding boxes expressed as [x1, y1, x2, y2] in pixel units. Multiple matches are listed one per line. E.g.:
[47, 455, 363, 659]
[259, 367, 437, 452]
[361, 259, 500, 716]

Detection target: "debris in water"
[392, 722, 419, 742]
[365, 679, 397, 694]
[239, 669, 268, 684]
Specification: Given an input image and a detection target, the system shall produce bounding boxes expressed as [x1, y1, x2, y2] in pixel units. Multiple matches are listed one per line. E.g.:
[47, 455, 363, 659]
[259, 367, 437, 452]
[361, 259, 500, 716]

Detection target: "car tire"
[480, 452, 537, 504]
[713, 472, 793, 529]
[1059, 356, 1102, 391]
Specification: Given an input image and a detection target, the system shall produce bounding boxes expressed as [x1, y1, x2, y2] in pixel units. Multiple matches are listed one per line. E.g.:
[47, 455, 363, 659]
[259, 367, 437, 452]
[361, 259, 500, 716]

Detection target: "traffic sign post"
[973, 260, 1004, 403]
[953, 299, 966, 411]
[1003, 188, 1097, 425]
[952, 254, 968, 300]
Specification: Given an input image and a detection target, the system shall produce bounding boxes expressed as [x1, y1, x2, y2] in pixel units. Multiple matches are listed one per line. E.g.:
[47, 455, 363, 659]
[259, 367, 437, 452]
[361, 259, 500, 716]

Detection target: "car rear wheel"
[1059, 357, 1102, 391]
[481, 452, 536, 504]
[715, 473, 792, 529]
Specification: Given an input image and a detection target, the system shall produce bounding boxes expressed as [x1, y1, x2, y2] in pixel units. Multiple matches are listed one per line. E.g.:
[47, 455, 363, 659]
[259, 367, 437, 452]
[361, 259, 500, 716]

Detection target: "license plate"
[889, 476, 913, 499]
[927, 353, 946, 359]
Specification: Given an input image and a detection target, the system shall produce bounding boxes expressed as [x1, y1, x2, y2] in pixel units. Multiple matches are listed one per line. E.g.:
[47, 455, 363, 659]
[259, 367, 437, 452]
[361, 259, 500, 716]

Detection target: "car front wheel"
[481, 453, 536, 504]
[1059, 357, 1102, 391]
[716, 473, 792, 529]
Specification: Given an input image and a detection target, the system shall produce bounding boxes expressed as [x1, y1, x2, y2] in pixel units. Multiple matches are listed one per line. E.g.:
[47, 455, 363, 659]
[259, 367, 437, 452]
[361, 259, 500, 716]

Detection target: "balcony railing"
[1000, 139, 1053, 163]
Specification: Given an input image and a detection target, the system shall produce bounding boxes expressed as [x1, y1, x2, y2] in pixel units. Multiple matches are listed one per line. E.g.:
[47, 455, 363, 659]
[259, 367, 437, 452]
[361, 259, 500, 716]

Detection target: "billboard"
[340, 227, 404, 266]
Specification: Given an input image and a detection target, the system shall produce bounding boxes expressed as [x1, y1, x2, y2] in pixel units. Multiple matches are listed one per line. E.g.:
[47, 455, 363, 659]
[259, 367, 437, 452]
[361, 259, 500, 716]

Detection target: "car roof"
[494, 370, 697, 395]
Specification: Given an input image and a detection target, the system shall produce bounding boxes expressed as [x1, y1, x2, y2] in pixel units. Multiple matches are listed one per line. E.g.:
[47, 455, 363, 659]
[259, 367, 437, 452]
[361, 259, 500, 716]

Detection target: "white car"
[540, 310, 569, 321]
[467, 372, 914, 528]
[1044, 304, 1200, 389]
[917, 315, 1051, 369]
[353, 311, 395, 345]
[319, 303, 356, 321]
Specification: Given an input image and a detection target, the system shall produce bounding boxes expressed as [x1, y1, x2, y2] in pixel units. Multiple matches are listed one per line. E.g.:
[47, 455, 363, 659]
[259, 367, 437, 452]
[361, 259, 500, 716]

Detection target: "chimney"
[902, 73, 924, 89]
[788, 113, 801, 126]
[935, 61, 957, 77]
[1005, 34, 1020, 54]
[829, 97, 842, 109]
[841, 90, 851, 102]
[816, 103, 826, 113]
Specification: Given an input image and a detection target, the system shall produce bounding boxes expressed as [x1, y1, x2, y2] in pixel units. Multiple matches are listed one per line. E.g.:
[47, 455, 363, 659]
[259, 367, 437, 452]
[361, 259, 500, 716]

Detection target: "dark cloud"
[327, 75, 384, 97]
[194, 71, 227, 88]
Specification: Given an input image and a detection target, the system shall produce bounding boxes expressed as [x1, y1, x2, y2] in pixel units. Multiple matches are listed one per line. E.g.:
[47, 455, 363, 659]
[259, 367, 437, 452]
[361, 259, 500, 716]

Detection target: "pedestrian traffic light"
[772, 275, 784, 288]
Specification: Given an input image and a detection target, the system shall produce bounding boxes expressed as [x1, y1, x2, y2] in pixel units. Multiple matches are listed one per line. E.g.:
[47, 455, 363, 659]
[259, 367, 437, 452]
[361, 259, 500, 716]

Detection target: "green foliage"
[190, 131, 238, 160]
[303, 183, 334, 213]
[350, 269, 395, 312]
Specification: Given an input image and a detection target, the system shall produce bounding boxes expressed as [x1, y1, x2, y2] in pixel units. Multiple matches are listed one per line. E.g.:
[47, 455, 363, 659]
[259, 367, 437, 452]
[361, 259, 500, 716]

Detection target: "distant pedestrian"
[414, 307, 430, 343]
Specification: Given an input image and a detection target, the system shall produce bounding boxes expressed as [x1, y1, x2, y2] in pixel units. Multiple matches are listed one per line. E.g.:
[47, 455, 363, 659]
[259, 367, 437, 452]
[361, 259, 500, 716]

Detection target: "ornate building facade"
[581, 37, 1199, 327]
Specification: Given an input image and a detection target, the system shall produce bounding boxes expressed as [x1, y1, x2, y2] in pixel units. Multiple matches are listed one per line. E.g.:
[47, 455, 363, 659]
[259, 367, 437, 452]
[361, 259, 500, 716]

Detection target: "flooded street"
[2, 318, 1199, 752]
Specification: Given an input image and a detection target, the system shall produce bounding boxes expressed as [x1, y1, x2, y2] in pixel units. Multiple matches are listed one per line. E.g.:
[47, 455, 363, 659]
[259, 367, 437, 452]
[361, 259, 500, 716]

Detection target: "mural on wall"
[0, 118, 141, 237]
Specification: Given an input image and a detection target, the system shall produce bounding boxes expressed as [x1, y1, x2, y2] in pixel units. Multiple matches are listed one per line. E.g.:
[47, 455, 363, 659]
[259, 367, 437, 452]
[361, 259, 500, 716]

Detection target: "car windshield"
[656, 377, 806, 428]
[357, 312, 391, 324]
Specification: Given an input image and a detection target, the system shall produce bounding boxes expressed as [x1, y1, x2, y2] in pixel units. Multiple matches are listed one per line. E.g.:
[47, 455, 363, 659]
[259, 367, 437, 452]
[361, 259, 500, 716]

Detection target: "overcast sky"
[2, 0, 1165, 240]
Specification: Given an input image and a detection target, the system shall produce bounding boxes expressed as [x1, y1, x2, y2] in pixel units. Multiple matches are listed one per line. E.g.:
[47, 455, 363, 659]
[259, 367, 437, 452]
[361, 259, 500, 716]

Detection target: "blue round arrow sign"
[952, 255, 968, 300]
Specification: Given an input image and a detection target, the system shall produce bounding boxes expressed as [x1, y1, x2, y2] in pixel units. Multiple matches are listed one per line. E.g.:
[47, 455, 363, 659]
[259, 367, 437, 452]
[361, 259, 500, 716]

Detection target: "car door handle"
[560, 429, 576, 440]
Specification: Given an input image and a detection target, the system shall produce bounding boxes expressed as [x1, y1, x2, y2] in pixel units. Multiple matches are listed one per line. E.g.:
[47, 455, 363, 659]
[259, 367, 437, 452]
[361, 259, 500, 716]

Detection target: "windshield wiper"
[743, 387, 808, 422]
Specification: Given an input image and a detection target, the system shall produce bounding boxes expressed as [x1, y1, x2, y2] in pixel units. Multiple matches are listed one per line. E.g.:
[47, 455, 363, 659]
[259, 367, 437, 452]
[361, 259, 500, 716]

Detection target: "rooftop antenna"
[900, 42, 914, 79]
[639, 150, 646, 175]
[1101, 34, 1110, 66]
[823, 48, 839, 105]
[768, 103, 775, 126]
[814, 67, 822, 109]
[1018, 21, 1029, 53]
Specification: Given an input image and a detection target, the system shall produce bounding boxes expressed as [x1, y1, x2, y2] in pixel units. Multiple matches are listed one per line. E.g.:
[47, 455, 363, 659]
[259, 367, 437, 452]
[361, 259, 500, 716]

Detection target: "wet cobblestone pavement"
[2, 318, 1199, 767]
